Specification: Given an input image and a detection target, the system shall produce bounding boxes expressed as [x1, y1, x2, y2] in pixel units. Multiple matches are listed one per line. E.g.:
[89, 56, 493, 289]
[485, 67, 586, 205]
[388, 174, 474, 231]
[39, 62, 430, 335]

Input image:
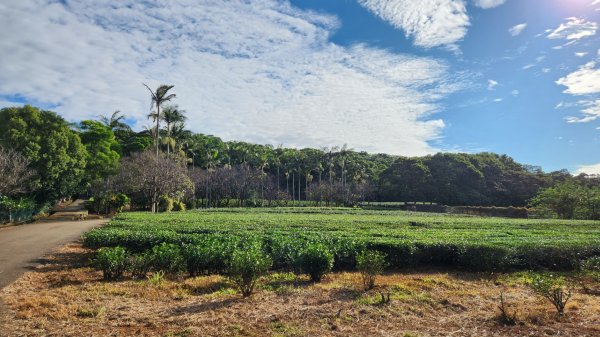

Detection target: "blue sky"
[0, 0, 599, 173]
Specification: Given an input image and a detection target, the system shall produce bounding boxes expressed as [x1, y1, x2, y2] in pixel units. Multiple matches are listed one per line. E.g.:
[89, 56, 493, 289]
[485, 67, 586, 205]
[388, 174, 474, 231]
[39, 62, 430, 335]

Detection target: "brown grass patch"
[1, 243, 599, 336]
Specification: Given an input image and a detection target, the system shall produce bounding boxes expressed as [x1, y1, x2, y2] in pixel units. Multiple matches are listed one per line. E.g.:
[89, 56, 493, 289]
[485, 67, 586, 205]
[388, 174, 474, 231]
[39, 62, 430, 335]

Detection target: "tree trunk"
[292, 174, 295, 205]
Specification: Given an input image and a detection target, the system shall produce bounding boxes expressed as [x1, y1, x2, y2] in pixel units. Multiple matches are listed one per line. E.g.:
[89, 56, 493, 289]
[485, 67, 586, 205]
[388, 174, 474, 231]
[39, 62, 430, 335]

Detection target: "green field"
[84, 208, 600, 271]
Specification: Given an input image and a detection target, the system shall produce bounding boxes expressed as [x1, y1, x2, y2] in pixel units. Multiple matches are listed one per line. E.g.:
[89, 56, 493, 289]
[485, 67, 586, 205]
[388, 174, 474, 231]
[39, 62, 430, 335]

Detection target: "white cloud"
[472, 0, 506, 9]
[509, 23, 527, 36]
[493, 98, 503, 102]
[547, 17, 597, 41]
[357, 0, 469, 50]
[575, 52, 588, 57]
[575, 162, 600, 175]
[522, 64, 535, 70]
[542, 68, 551, 73]
[565, 100, 600, 123]
[556, 62, 600, 95]
[0, 0, 463, 156]
[487, 79, 498, 90]
[511, 89, 519, 96]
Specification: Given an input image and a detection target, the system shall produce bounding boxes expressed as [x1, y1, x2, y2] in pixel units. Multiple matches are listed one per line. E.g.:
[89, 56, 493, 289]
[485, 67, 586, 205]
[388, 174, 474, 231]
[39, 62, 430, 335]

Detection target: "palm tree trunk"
[155, 106, 160, 157]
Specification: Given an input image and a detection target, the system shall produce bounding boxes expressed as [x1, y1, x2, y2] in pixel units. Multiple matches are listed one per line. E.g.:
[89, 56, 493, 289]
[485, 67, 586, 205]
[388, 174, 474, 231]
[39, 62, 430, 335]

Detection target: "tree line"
[1, 84, 599, 220]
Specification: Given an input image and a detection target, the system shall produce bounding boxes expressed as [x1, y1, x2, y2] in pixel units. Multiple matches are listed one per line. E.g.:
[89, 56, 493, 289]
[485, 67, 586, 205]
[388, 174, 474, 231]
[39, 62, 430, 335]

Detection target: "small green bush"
[128, 253, 152, 279]
[228, 246, 272, 297]
[528, 273, 573, 315]
[581, 256, 600, 282]
[111, 193, 130, 213]
[158, 195, 174, 212]
[173, 200, 186, 212]
[356, 250, 387, 290]
[149, 243, 183, 274]
[95, 246, 128, 280]
[298, 243, 334, 282]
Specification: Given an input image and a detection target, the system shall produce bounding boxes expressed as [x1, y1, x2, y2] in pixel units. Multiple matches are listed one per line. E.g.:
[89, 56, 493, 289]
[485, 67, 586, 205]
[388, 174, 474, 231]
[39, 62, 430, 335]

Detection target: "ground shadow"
[169, 297, 241, 315]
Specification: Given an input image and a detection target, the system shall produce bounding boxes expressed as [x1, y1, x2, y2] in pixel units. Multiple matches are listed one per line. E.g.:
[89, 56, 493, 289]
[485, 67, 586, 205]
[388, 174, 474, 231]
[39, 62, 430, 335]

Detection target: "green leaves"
[0, 106, 87, 202]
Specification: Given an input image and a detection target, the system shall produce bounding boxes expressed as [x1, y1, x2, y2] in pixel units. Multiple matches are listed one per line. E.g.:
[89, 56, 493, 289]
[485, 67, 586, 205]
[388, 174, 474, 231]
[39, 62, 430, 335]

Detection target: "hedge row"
[84, 229, 600, 271]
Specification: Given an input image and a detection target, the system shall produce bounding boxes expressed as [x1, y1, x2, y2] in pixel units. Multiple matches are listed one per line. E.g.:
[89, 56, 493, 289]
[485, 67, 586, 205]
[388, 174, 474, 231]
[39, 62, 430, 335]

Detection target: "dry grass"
[1, 243, 600, 336]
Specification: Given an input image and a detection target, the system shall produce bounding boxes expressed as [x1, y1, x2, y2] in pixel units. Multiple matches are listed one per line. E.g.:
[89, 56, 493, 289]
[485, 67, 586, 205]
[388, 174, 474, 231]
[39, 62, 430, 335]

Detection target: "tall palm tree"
[161, 105, 186, 155]
[99, 110, 128, 131]
[143, 84, 176, 157]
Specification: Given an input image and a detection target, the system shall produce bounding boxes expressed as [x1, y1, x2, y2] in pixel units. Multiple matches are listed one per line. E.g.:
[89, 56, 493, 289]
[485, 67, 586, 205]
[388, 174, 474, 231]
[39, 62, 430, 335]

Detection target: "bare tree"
[0, 146, 35, 196]
[115, 150, 192, 212]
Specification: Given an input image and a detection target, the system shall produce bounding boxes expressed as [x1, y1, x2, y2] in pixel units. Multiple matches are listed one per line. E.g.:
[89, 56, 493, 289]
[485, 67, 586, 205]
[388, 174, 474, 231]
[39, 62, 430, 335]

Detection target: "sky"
[0, 0, 599, 174]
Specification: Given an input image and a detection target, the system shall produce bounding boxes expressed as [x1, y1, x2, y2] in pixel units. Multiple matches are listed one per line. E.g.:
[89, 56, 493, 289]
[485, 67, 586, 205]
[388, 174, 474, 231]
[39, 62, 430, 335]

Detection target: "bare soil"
[1, 243, 599, 337]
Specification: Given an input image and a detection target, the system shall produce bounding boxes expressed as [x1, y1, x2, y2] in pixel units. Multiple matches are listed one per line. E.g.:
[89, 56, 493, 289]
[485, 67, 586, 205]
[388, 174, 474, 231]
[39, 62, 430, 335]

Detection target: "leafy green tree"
[530, 182, 582, 219]
[0, 105, 87, 202]
[79, 120, 120, 182]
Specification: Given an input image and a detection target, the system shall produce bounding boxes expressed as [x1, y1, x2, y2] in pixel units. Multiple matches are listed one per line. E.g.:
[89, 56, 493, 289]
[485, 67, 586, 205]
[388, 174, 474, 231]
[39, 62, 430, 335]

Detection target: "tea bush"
[356, 250, 387, 290]
[228, 244, 272, 297]
[148, 242, 183, 274]
[297, 242, 334, 282]
[528, 273, 573, 315]
[95, 246, 128, 280]
[128, 253, 152, 279]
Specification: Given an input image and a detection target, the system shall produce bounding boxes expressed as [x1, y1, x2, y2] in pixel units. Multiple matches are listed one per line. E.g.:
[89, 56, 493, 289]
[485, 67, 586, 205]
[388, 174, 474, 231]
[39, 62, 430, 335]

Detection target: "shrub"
[158, 195, 174, 212]
[149, 243, 183, 274]
[528, 273, 573, 315]
[228, 246, 272, 297]
[172, 200, 186, 212]
[95, 246, 128, 280]
[298, 243, 334, 282]
[128, 253, 152, 279]
[111, 193, 130, 213]
[356, 250, 387, 290]
[183, 244, 229, 276]
[581, 256, 600, 282]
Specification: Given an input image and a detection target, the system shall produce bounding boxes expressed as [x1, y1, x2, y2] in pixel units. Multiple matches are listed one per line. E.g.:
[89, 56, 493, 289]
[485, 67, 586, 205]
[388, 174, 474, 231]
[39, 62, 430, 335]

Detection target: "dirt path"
[0, 201, 107, 289]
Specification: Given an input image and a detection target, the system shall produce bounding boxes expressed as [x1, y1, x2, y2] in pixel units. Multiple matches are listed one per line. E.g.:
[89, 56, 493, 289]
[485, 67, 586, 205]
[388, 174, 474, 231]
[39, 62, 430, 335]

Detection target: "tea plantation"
[84, 208, 600, 271]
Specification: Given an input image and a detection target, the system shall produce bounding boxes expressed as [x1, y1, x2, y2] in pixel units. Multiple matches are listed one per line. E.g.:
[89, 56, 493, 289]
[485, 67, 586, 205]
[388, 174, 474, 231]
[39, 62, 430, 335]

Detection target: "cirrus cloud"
[357, 0, 470, 51]
[547, 17, 597, 41]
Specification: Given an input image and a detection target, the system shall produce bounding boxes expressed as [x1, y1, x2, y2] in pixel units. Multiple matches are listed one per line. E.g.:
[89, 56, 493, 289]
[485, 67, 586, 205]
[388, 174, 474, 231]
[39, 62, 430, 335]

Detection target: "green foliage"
[581, 256, 600, 283]
[148, 243, 183, 274]
[95, 246, 128, 280]
[0, 196, 37, 223]
[297, 242, 334, 282]
[183, 238, 236, 276]
[158, 195, 174, 212]
[128, 253, 152, 279]
[356, 250, 387, 290]
[147, 271, 166, 287]
[0, 105, 87, 202]
[530, 181, 600, 220]
[79, 120, 120, 182]
[172, 199, 186, 211]
[228, 243, 272, 297]
[83, 208, 600, 272]
[87, 192, 130, 215]
[528, 273, 573, 315]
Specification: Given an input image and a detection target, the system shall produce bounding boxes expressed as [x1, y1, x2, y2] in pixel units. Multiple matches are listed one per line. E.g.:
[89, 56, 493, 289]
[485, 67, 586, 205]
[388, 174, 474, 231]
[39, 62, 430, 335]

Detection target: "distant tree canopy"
[378, 153, 550, 206]
[0, 105, 87, 203]
[2, 104, 599, 217]
[530, 181, 600, 220]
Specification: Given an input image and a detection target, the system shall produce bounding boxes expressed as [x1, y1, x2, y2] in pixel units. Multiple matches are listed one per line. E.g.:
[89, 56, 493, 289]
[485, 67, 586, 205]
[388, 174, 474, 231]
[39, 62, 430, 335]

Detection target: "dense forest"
[1, 87, 599, 220]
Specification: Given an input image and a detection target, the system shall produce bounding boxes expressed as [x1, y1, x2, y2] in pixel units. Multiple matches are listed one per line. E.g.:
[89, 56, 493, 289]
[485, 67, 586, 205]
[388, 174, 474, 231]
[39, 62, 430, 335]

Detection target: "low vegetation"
[357, 250, 387, 290]
[84, 208, 600, 272]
